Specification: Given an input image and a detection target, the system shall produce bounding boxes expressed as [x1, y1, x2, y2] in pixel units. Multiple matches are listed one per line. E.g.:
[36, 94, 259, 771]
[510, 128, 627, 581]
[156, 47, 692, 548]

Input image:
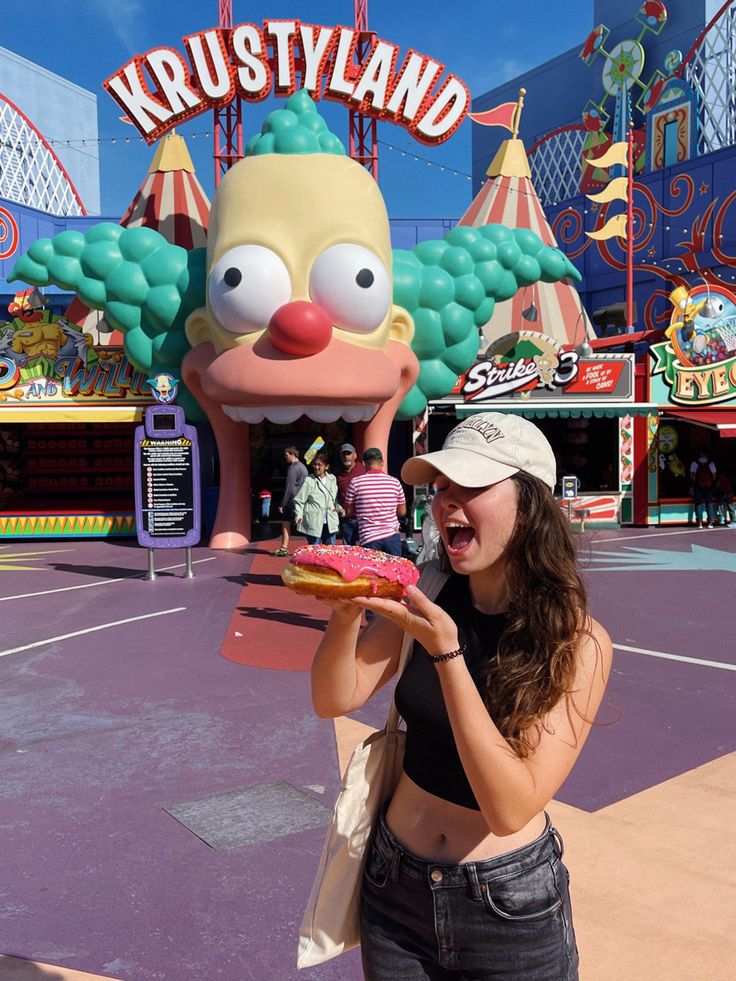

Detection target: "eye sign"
[309, 243, 391, 334]
[208, 245, 292, 335]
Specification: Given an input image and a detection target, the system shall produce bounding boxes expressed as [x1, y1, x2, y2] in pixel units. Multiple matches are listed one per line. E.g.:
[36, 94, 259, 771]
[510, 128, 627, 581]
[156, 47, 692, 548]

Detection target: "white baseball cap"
[401, 412, 557, 490]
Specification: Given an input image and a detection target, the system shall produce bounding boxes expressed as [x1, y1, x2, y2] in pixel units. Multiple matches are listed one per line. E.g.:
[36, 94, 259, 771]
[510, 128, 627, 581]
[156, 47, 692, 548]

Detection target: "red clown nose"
[268, 301, 332, 356]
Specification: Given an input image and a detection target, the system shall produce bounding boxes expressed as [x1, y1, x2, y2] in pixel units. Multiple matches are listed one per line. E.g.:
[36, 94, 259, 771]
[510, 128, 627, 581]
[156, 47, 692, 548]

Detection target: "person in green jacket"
[294, 453, 343, 545]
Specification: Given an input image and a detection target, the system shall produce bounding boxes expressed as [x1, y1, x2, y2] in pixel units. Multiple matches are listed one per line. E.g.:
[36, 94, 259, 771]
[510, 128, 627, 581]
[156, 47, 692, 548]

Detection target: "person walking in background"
[335, 442, 365, 546]
[714, 472, 734, 527]
[293, 452, 342, 545]
[309, 412, 612, 980]
[690, 451, 717, 528]
[343, 447, 406, 556]
[275, 446, 307, 557]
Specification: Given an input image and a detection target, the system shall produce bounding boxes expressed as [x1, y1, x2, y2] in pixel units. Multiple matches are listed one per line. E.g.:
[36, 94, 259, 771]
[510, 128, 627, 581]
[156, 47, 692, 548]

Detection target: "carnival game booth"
[425, 330, 657, 528]
[0, 331, 155, 538]
[644, 284, 736, 525]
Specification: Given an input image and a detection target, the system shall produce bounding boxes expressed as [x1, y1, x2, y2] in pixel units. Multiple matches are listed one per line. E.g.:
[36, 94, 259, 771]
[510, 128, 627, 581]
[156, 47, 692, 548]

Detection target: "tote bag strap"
[386, 560, 448, 733]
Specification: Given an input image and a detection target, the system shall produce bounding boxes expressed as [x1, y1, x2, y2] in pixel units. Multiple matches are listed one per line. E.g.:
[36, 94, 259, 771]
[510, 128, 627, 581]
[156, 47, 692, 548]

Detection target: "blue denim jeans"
[360, 809, 579, 980]
[305, 524, 336, 546]
[364, 534, 402, 556]
[340, 517, 360, 546]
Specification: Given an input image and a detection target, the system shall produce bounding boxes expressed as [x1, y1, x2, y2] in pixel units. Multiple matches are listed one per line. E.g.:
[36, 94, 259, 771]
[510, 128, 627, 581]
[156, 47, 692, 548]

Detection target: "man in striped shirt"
[343, 447, 407, 556]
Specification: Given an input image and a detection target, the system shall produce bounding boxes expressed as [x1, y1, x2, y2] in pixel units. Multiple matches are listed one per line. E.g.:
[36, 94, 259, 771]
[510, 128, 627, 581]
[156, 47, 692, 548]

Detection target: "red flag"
[468, 102, 518, 131]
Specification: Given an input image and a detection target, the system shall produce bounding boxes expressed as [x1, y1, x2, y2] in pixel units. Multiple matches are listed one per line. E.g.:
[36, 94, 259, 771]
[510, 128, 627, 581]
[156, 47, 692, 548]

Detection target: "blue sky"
[4, 0, 592, 218]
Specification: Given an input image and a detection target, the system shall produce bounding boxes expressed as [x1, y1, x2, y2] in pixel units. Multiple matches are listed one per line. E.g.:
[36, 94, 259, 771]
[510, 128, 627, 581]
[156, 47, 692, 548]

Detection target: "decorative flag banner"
[585, 213, 628, 240]
[468, 101, 519, 132]
[585, 176, 629, 203]
[584, 140, 628, 169]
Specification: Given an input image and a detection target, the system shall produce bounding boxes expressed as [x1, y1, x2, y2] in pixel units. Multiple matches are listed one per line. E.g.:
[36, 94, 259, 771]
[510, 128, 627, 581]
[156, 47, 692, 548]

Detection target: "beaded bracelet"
[426, 644, 465, 664]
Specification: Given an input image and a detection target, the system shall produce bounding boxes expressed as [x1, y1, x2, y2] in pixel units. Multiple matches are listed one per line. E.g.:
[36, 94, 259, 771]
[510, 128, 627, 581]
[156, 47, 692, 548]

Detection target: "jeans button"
[430, 869, 443, 883]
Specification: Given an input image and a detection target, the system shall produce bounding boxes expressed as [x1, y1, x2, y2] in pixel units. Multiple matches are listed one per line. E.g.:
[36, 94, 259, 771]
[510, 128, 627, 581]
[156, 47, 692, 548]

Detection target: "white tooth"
[265, 406, 304, 424]
[223, 405, 240, 420]
[308, 405, 342, 423]
[363, 404, 378, 420]
[342, 404, 368, 423]
[223, 405, 265, 423]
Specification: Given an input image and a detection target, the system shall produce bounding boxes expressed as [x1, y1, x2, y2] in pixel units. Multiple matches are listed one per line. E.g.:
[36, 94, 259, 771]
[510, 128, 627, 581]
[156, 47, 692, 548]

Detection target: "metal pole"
[185, 547, 195, 579]
[146, 548, 157, 581]
[626, 124, 635, 332]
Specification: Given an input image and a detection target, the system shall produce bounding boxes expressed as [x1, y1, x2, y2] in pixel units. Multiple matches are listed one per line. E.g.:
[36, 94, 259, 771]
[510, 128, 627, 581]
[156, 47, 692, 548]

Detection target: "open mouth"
[222, 403, 378, 424]
[446, 522, 476, 552]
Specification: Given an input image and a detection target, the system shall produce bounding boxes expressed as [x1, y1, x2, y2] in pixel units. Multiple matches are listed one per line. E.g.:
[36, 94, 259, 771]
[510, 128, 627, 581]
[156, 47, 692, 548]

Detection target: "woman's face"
[313, 458, 328, 476]
[431, 474, 518, 574]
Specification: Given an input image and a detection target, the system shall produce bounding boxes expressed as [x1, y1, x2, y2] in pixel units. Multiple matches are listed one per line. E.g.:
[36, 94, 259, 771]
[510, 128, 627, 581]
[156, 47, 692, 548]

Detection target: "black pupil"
[224, 267, 242, 288]
[356, 268, 374, 288]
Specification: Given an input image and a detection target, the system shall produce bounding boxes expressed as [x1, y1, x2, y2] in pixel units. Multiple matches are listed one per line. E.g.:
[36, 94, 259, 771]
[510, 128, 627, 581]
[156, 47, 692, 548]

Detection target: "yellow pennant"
[586, 176, 629, 204]
[585, 213, 628, 241]
[585, 141, 628, 170]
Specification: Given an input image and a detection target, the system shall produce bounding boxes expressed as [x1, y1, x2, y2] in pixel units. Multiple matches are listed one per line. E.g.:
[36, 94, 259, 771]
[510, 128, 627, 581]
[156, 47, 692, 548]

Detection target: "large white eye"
[309, 244, 391, 333]
[209, 245, 291, 334]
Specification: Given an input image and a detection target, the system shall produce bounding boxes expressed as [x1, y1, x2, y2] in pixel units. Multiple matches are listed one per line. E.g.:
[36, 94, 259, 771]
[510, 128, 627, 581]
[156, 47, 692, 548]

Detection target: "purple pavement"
[1, 527, 735, 978]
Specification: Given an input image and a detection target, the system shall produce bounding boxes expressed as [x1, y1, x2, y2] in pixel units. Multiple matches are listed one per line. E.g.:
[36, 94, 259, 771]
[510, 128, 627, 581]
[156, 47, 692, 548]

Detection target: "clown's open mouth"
[222, 402, 379, 424]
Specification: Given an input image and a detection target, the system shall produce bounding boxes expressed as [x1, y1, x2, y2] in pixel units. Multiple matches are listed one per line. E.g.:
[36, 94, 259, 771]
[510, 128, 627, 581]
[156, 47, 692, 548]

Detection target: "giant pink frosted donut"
[281, 544, 419, 599]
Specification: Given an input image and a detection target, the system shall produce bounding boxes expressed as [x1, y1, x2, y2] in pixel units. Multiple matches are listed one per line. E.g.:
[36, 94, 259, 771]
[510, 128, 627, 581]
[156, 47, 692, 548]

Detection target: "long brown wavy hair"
[478, 472, 589, 757]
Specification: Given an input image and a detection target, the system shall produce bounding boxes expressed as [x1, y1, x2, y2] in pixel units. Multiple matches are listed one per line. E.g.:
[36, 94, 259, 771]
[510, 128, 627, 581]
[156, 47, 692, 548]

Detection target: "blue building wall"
[471, 1, 709, 195]
[0, 45, 100, 214]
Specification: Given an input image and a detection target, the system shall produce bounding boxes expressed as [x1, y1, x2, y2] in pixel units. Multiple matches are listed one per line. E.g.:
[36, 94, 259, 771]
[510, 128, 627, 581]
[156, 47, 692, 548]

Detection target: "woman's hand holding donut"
[353, 585, 459, 658]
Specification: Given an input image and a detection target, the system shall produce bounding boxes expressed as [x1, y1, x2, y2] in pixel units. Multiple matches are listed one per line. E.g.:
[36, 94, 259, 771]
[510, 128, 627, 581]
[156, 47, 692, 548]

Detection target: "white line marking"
[614, 643, 736, 672]
[0, 548, 76, 559]
[0, 556, 218, 603]
[590, 529, 709, 545]
[0, 607, 186, 659]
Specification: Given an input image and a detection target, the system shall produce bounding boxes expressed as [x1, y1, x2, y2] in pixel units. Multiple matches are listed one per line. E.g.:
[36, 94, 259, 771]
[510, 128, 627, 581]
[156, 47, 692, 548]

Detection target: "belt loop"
[389, 844, 403, 882]
[550, 826, 564, 861]
[465, 862, 483, 901]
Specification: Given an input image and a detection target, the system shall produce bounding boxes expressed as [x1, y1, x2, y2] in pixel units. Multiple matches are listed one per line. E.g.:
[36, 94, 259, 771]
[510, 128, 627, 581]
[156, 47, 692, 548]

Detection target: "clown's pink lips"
[445, 521, 476, 553]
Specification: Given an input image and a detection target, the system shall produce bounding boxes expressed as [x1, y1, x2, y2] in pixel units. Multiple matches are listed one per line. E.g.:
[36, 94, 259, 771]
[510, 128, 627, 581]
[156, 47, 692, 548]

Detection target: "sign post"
[134, 404, 201, 580]
[562, 475, 579, 526]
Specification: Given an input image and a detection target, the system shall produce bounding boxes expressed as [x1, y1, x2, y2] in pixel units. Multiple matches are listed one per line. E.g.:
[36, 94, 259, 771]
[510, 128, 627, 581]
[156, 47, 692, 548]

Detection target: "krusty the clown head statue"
[10, 92, 580, 548]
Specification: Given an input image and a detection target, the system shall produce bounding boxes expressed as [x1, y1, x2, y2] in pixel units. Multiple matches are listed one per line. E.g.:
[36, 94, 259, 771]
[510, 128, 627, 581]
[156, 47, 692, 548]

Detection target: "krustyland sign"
[105, 21, 470, 146]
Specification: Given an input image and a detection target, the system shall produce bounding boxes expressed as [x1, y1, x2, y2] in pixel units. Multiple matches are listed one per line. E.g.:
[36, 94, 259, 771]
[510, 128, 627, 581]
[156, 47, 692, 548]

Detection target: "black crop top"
[394, 573, 508, 810]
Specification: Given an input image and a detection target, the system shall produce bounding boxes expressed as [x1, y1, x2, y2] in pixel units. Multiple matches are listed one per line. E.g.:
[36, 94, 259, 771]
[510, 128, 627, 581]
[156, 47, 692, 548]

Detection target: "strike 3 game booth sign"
[646, 283, 736, 526]
[134, 401, 201, 580]
[0, 295, 156, 538]
[425, 331, 657, 528]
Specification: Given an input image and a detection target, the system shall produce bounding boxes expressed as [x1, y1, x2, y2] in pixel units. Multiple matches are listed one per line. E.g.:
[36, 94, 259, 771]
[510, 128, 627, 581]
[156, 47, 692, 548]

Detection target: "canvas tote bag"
[297, 562, 447, 969]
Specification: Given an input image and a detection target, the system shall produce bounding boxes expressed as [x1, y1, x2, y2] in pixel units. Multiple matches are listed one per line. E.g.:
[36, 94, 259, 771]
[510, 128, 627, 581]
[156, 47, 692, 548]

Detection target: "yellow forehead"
[207, 154, 392, 276]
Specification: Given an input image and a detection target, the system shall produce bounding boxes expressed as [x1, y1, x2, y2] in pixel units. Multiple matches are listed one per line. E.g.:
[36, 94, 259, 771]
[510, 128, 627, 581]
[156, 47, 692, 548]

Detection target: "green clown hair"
[393, 224, 581, 419]
[245, 90, 346, 157]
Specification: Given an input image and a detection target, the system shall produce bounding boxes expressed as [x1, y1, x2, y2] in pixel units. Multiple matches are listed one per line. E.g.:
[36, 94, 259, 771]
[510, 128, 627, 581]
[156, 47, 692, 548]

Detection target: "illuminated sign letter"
[351, 40, 398, 110]
[230, 24, 270, 98]
[105, 61, 174, 134]
[146, 48, 202, 115]
[416, 76, 470, 142]
[299, 24, 336, 96]
[266, 20, 298, 94]
[386, 52, 442, 124]
[326, 27, 357, 98]
[185, 29, 234, 101]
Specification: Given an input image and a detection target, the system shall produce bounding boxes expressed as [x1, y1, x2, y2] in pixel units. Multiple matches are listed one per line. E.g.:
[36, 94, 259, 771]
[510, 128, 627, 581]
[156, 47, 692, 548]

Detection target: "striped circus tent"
[69, 131, 210, 343]
[459, 137, 594, 349]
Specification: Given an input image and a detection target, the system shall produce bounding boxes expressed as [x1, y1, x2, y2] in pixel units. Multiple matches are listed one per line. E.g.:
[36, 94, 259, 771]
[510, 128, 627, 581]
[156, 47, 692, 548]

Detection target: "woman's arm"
[293, 477, 310, 524]
[310, 603, 405, 718]
[355, 587, 612, 836]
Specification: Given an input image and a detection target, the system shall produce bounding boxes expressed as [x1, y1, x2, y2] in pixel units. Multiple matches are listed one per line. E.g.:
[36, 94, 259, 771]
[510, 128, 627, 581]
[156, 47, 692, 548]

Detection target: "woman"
[293, 452, 342, 546]
[310, 413, 612, 980]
